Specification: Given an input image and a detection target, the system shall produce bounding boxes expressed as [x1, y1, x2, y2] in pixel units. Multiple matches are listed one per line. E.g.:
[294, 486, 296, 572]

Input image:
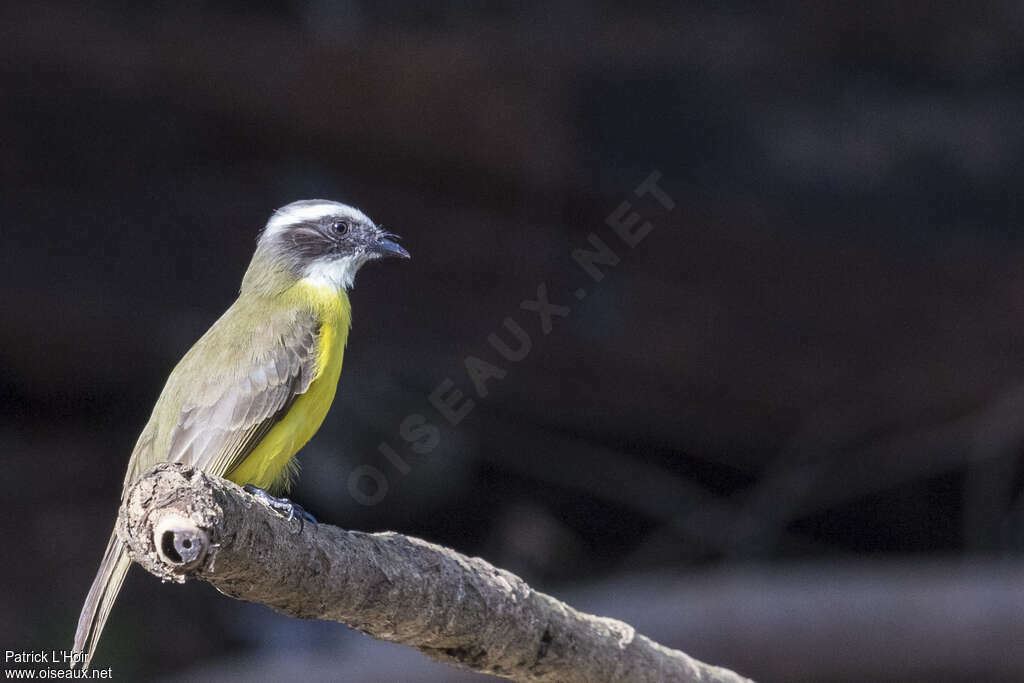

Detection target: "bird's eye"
[331, 221, 350, 236]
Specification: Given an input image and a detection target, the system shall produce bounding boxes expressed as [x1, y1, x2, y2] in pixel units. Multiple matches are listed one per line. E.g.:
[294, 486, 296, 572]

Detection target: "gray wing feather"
[163, 307, 320, 479]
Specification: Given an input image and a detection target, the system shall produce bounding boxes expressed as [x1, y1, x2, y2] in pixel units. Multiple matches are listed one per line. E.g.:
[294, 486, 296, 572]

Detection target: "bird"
[72, 199, 409, 668]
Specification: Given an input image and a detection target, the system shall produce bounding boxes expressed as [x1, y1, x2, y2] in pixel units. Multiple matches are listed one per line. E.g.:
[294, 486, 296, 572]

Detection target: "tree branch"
[116, 463, 751, 682]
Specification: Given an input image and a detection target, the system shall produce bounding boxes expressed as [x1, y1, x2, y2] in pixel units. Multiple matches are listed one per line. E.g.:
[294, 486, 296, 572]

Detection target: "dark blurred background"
[5, 2, 1024, 681]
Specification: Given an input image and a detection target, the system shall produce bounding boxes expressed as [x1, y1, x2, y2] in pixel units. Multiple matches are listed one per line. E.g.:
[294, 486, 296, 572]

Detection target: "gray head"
[248, 199, 409, 293]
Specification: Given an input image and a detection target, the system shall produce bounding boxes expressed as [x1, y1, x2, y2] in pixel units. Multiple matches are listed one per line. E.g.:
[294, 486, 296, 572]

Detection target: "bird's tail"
[72, 531, 132, 670]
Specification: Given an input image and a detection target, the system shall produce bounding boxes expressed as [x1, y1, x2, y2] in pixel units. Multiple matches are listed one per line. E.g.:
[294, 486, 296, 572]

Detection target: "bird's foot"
[243, 485, 318, 529]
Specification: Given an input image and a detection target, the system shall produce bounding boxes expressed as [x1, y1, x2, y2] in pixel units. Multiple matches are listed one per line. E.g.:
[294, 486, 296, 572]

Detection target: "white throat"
[302, 254, 369, 291]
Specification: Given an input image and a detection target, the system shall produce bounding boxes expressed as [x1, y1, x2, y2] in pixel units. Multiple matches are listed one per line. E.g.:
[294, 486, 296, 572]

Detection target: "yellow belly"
[226, 282, 350, 492]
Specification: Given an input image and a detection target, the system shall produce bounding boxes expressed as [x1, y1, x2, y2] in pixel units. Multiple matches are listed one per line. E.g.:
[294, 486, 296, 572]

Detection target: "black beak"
[374, 232, 410, 259]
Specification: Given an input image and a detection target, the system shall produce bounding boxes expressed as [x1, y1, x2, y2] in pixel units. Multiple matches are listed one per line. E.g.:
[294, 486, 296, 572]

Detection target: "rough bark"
[117, 463, 751, 682]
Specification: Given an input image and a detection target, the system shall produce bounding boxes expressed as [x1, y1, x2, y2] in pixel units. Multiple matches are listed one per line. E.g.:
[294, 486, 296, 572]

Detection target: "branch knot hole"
[153, 515, 208, 569]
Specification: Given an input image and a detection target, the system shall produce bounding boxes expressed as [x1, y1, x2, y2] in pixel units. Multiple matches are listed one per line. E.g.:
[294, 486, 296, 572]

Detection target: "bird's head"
[244, 199, 409, 294]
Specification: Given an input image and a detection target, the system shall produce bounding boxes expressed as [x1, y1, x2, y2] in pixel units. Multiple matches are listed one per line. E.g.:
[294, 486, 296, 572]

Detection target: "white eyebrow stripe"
[265, 203, 342, 235]
[262, 198, 374, 244]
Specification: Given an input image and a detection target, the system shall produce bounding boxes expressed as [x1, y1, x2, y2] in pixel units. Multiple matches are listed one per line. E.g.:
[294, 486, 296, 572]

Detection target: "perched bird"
[72, 199, 409, 667]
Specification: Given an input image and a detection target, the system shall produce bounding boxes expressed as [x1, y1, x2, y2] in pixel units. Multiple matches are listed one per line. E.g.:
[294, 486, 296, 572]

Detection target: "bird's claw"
[243, 484, 318, 529]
